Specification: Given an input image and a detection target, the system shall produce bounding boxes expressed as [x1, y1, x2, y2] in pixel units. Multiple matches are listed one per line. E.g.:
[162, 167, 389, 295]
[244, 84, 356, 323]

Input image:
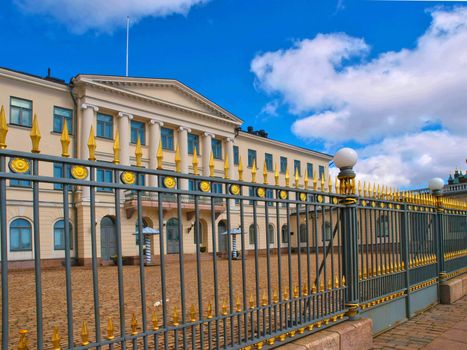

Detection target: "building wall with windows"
[0, 67, 332, 267]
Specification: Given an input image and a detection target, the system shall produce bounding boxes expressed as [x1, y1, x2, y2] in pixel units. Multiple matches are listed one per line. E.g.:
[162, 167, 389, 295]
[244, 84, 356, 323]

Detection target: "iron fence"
[0, 119, 466, 349]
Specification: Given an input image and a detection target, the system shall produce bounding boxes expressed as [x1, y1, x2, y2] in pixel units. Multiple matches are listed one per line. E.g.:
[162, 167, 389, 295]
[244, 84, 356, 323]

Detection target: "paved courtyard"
[373, 294, 467, 349]
[2, 253, 341, 349]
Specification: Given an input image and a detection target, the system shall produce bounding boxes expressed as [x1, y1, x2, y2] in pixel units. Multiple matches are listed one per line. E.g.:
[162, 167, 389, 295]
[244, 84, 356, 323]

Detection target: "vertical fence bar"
[0, 154, 8, 349]
[136, 187, 148, 350]
[401, 203, 411, 318]
[32, 159, 44, 349]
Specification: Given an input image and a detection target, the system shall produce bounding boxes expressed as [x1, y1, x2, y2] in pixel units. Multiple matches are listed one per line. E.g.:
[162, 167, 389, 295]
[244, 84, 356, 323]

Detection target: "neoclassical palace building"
[0, 67, 332, 268]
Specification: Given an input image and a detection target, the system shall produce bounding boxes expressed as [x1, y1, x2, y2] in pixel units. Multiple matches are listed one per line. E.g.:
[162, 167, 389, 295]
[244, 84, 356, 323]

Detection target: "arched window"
[249, 224, 257, 245]
[299, 223, 307, 243]
[377, 215, 390, 238]
[268, 223, 275, 244]
[324, 222, 332, 241]
[281, 224, 289, 243]
[54, 220, 73, 250]
[10, 218, 32, 252]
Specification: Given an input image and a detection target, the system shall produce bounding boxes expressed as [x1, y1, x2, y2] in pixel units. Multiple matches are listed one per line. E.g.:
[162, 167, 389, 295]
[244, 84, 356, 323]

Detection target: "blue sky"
[1, 0, 466, 188]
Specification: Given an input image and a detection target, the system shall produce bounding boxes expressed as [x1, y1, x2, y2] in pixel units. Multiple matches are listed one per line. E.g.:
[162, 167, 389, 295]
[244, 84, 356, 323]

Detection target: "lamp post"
[429, 177, 445, 278]
[333, 148, 360, 319]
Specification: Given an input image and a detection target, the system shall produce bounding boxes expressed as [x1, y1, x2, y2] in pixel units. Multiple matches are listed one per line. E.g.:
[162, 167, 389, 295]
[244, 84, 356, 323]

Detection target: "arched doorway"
[101, 216, 117, 260]
[217, 220, 227, 253]
[166, 218, 180, 254]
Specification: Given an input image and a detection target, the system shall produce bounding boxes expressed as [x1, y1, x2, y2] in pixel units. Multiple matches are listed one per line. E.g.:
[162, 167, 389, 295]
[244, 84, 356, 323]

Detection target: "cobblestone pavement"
[373, 294, 467, 349]
[2, 253, 341, 349]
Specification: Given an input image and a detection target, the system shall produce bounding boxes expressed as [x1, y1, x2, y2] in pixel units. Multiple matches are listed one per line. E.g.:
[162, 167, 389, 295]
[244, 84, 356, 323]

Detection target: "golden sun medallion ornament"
[71, 165, 88, 180]
[299, 192, 307, 201]
[163, 176, 176, 189]
[279, 190, 288, 200]
[256, 187, 266, 198]
[317, 195, 323, 203]
[229, 184, 240, 195]
[9, 158, 30, 173]
[199, 180, 211, 192]
[120, 171, 136, 185]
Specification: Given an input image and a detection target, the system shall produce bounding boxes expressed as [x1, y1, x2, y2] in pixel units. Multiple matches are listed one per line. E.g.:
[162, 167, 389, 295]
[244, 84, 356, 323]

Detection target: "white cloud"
[251, 6, 467, 187]
[15, 0, 209, 33]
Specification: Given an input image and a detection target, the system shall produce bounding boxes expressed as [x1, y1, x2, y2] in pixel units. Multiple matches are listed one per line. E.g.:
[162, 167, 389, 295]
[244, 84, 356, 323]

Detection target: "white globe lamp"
[428, 177, 444, 196]
[333, 148, 358, 179]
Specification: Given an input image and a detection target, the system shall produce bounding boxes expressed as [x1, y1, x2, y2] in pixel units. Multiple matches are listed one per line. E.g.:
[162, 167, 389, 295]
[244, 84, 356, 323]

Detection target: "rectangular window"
[249, 186, 255, 205]
[211, 139, 222, 159]
[161, 127, 174, 150]
[188, 133, 199, 154]
[53, 106, 73, 134]
[10, 97, 33, 127]
[307, 163, 313, 178]
[131, 120, 145, 145]
[248, 149, 257, 168]
[53, 163, 72, 190]
[212, 181, 223, 204]
[319, 165, 325, 180]
[96, 113, 113, 139]
[96, 168, 113, 192]
[265, 153, 273, 171]
[280, 156, 287, 174]
[294, 160, 301, 176]
[266, 189, 274, 206]
[233, 146, 239, 165]
[10, 162, 31, 188]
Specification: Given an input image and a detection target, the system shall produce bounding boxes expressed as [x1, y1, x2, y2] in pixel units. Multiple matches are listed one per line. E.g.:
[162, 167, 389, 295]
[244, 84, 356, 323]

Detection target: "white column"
[148, 119, 163, 187]
[178, 126, 191, 190]
[80, 103, 99, 160]
[202, 132, 214, 176]
[226, 137, 235, 179]
[117, 112, 133, 166]
[80, 103, 98, 201]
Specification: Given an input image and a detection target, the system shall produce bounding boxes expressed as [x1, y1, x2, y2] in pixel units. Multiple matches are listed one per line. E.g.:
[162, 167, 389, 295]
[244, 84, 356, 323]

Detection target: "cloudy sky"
[1, 0, 466, 188]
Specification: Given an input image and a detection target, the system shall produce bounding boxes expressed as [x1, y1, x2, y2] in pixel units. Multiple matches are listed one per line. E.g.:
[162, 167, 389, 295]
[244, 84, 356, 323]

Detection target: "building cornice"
[0, 68, 69, 93]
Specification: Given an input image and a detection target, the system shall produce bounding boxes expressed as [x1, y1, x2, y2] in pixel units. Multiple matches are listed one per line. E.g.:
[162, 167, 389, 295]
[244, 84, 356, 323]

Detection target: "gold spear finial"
[335, 275, 340, 288]
[113, 129, 120, 164]
[272, 289, 278, 303]
[328, 176, 333, 193]
[135, 135, 143, 167]
[274, 163, 279, 186]
[304, 171, 309, 190]
[222, 299, 229, 314]
[152, 310, 159, 331]
[60, 119, 70, 157]
[0, 105, 7, 149]
[131, 313, 138, 335]
[87, 126, 96, 161]
[261, 292, 267, 306]
[236, 295, 242, 311]
[173, 306, 180, 326]
[294, 168, 299, 188]
[293, 285, 299, 298]
[249, 293, 255, 308]
[251, 159, 257, 183]
[224, 151, 230, 179]
[207, 303, 213, 318]
[157, 140, 163, 169]
[81, 321, 90, 345]
[285, 168, 290, 187]
[320, 175, 325, 191]
[189, 304, 196, 322]
[175, 144, 181, 172]
[302, 282, 308, 296]
[107, 317, 115, 340]
[209, 150, 215, 177]
[30, 113, 41, 153]
[17, 329, 29, 350]
[51, 326, 61, 349]
[335, 176, 340, 194]
[342, 275, 346, 287]
[263, 160, 268, 184]
[238, 155, 243, 181]
[311, 282, 317, 294]
[313, 172, 318, 191]
[358, 181, 362, 196]
[192, 147, 199, 175]
[283, 288, 289, 299]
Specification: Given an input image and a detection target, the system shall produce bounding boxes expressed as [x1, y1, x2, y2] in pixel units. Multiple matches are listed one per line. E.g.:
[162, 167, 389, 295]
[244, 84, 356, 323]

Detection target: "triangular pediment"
[75, 75, 242, 125]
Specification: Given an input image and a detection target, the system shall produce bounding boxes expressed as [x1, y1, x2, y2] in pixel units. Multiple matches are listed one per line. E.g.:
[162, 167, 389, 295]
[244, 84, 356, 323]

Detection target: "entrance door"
[166, 218, 180, 254]
[101, 216, 117, 260]
[218, 221, 228, 253]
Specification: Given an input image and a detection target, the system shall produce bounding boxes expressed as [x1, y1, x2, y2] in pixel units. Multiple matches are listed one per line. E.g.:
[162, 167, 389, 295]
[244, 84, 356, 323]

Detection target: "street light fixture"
[333, 148, 358, 195]
[428, 177, 444, 196]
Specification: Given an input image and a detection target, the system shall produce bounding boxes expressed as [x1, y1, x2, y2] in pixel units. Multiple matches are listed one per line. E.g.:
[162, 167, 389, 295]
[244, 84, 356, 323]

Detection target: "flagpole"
[126, 16, 130, 77]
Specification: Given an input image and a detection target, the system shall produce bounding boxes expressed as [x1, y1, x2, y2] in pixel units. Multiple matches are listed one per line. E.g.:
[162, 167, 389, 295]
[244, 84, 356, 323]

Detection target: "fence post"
[334, 148, 360, 320]
[401, 203, 411, 318]
[429, 179, 446, 280]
